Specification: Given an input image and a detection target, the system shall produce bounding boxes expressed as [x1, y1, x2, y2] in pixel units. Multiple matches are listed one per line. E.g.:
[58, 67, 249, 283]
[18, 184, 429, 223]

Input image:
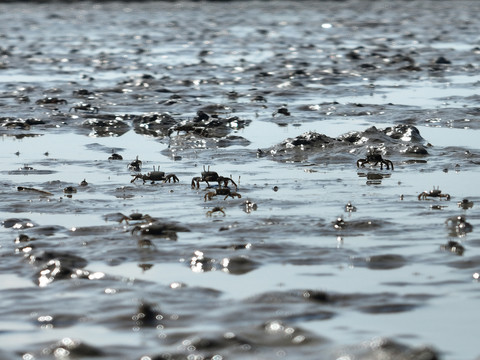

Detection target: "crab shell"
[201, 171, 219, 181]
[146, 171, 166, 181]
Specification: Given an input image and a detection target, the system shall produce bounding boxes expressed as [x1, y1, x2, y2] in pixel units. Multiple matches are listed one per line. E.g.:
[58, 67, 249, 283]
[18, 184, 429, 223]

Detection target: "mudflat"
[1, 1, 479, 359]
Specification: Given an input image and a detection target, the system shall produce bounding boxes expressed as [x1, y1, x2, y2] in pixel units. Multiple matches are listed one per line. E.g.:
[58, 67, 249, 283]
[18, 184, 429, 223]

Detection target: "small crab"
[73, 89, 95, 96]
[35, 97, 68, 105]
[131, 221, 190, 240]
[191, 166, 238, 189]
[242, 200, 258, 213]
[19, 164, 34, 171]
[345, 202, 357, 212]
[204, 187, 242, 201]
[108, 149, 123, 160]
[132, 223, 178, 240]
[63, 186, 77, 194]
[131, 166, 179, 184]
[206, 207, 226, 217]
[250, 95, 267, 102]
[418, 186, 450, 200]
[272, 106, 290, 117]
[458, 198, 473, 210]
[332, 217, 346, 230]
[69, 103, 99, 114]
[128, 156, 142, 172]
[226, 90, 239, 99]
[357, 148, 394, 170]
[120, 212, 152, 224]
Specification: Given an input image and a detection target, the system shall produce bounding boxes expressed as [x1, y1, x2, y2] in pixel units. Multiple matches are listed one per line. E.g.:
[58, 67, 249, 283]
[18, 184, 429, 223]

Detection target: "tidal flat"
[1, 1, 480, 359]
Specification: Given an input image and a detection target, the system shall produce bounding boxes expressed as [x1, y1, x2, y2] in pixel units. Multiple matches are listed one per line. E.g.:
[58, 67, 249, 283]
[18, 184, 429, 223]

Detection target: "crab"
[418, 186, 450, 200]
[131, 221, 190, 240]
[131, 223, 178, 240]
[344, 202, 357, 212]
[69, 103, 99, 114]
[357, 148, 394, 170]
[458, 198, 473, 210]
[119, 212, 152, 224]
[108, 149, 123, 160]
[72, 89, 95, 96]
[128, 156, 142, 172]
[63, 186, 77, 194]
[204, 187, 242, 201]
[206, 207, 226, 217]
[191, 166, 238, 190]
[242, 200, 258, 213]
[272, 106, 290, 117]
[332, 217, 346, 230]
[131, 166, 179, 184]
[35, 97, 68, 105]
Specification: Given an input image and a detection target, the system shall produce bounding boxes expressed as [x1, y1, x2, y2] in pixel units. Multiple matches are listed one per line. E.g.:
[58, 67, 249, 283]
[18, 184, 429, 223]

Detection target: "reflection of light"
[54, 348, 70, 357]
[292, 335, 306, 344]
[221, 258, 230, 268]
[321, 23, 332, 29]
[38, 315, 53, 322]
[170, 282, 182, 289]
[190, 250, 207, 273]
[266, 321, 283, 332]
[88, 272, 105, 280]
[60, 337, 75, 347]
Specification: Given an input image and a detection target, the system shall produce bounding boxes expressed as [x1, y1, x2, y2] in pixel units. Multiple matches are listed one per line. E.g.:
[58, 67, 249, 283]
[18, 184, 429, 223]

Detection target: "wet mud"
[1, 1, 480, 359]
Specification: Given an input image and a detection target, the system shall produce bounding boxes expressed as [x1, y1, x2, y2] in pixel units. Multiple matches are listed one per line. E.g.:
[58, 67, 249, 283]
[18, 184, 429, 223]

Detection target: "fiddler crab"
[243, 200, 257, 213]
[191, 166, 238, 190]
[131, 223, 178, 241]
[108, 149, 123, 160]
[131, 221, 189, 241]
[204, 187, 242, 201]
[131, 166, 179, 184]
[458, 198, 473, 210]
[69, 103, 99, 114]
[63, 186, 77, 194]
[128, 156, 142, 172]
[333, 217, 346, 230]
[206, 207, 226, 217]
[35, 97, 68, 105]
[272, 106, 291, 117]
[345, 202, 357, 212]
[120, 213, 153, 224]
[418, 186, 450, 200]
[357, 148, 394, 170]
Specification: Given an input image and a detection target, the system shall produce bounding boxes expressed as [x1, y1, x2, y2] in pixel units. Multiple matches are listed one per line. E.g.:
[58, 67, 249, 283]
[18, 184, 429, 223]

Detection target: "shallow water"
[1, 1, 480, 359]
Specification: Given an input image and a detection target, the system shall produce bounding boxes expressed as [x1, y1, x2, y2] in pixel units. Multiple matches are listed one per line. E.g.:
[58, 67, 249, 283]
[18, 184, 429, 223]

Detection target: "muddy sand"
[1, 1, 480, 359]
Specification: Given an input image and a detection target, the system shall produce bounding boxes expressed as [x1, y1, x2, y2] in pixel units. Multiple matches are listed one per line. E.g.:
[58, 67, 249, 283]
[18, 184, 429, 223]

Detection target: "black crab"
[357, 148, 394, 170]
[191, 166, 237, 190]
[131, 166, 179, 184]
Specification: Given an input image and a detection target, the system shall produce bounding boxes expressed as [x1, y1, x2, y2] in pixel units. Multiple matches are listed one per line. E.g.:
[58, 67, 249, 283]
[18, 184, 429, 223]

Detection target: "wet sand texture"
[1, 1, 480, 359]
